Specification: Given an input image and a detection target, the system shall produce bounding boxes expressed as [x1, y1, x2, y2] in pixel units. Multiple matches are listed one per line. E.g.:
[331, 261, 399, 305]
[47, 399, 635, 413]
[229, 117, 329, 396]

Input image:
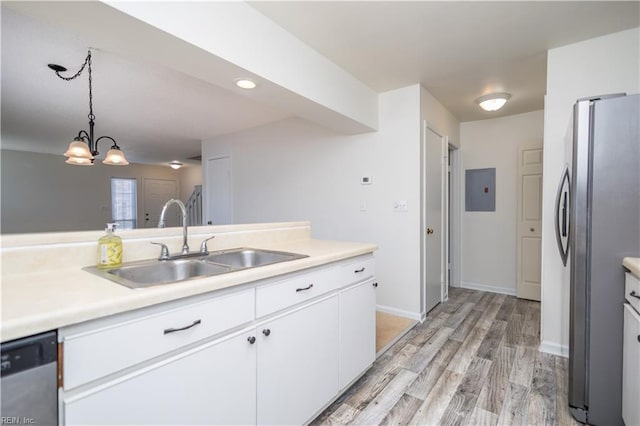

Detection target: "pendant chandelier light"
[49, 50, 129, 166]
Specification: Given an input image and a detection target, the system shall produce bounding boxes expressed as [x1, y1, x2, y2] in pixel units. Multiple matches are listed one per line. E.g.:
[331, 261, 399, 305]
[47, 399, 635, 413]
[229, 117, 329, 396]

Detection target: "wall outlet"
[393, 200, 408, 212]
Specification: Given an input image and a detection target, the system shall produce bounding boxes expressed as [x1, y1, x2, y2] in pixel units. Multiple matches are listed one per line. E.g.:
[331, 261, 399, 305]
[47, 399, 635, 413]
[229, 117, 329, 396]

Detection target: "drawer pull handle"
[355, 267, 366, 273]
[163, 319, 202, 335]
[247, 336, 256, 344]
[262, 329, 271, 337]
[630, 290, 640, 300]
[296, 284, 314, 292]
[373, 282, 378, 288]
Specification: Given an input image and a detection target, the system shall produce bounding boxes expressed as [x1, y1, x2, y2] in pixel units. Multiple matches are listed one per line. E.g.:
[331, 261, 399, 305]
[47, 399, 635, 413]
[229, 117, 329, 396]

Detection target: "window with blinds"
[111, 178, 137, 230]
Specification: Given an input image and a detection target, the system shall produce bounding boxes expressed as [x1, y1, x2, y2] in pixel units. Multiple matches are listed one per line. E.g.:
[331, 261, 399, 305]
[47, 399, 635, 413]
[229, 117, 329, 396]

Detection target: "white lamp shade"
[476, 93, 511, 111]
[65, 155, 94, 166]
[169, 161, 183, 170]
[64, 140, 93, 159]
[103, 148, 129, 165]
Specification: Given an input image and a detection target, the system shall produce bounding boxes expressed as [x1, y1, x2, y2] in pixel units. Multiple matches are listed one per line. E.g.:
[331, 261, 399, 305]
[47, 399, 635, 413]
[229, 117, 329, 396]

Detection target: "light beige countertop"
[1, 223, 376, 342]
[623, 257, 640, 279]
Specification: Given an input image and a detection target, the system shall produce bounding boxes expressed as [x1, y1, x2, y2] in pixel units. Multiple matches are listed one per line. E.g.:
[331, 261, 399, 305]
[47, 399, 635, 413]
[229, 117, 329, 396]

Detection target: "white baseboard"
[376, 304, 422, 321]
[460, 281, 517, 296]
[539, 340, 569, 358]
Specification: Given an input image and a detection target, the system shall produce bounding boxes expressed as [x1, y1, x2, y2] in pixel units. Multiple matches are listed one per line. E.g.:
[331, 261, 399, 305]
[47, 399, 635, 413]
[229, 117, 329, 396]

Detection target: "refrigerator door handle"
[555, 164, 571, 266]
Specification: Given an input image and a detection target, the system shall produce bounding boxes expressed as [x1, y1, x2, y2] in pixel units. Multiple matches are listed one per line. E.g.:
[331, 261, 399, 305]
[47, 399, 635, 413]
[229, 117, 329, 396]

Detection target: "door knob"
[530, 227, 535, 232]
[262, 329, 271, 337]
[247, 336, 256, 344]
[427, 228, 434, 235]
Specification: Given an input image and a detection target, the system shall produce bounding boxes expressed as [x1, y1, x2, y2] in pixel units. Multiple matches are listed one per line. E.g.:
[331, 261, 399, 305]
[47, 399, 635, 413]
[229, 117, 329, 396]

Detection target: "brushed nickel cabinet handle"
[355, 267, 365, 273]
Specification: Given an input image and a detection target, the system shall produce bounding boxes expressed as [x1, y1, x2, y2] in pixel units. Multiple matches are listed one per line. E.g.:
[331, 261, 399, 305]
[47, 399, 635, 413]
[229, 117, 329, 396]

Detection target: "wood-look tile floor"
[312, 287, 581, 426]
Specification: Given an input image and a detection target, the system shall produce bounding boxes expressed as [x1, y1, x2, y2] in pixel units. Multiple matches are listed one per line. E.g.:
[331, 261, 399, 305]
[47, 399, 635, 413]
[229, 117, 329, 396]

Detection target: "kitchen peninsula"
[1, 221, 377, 425]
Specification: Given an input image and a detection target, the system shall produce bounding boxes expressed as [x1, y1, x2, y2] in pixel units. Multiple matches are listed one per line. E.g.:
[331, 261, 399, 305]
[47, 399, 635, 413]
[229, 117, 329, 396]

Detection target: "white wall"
[541, 27, 640, 356]
[202, 85, 458, 319]
[1, 149, 183, 233]
[459, 111, 544, 295]
[178, 164, 203, 204]
[421, 87, 460, 145]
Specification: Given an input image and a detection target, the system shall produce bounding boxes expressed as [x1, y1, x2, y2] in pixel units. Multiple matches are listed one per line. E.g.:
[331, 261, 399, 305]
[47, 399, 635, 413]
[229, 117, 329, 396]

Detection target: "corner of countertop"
[623, 257, 640, 279]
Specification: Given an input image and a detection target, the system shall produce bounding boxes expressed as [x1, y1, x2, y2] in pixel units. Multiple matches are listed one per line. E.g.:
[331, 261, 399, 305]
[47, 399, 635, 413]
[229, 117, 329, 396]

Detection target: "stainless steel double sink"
[85, 248, 308, 289]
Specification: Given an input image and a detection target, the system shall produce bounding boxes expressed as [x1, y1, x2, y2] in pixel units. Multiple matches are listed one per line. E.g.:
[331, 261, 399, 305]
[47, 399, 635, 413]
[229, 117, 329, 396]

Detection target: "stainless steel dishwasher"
[1, 331, 58, 425]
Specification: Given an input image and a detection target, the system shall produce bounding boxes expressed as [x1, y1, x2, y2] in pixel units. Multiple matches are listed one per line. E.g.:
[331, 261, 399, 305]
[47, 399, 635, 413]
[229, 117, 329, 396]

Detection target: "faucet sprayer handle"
[199, 235, 216, 254]
[151, 242, 170, 260]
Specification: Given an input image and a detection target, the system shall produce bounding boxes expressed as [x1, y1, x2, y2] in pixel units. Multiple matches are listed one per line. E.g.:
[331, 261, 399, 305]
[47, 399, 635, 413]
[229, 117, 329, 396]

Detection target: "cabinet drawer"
[337, 255, 375, 288]
[62, 288, 255, 389]
[625, 272, 640, 313]
[256, 267, 340, 317]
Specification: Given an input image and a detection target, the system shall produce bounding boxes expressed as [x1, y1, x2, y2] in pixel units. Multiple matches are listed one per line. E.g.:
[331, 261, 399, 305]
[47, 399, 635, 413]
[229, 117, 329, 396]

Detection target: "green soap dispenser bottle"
[97, 223, 123, 268]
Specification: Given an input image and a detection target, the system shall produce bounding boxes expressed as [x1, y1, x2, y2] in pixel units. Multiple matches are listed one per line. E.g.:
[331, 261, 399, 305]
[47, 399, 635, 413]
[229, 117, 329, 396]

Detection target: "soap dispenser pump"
[97, 223, 123, 269]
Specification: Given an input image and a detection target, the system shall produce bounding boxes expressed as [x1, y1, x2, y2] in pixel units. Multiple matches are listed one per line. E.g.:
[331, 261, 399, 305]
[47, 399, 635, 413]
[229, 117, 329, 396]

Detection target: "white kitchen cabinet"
[63, 327, 257, 426]
[339, 278, 377, 389]
[622, 302, 640, 426]
[257, 294, 340, 426]
[61, 254, 376, 426]
[61, 288, 255, 390]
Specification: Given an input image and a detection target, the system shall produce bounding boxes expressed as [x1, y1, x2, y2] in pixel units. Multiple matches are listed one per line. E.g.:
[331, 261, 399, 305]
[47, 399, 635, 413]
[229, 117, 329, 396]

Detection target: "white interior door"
[205, 156, 232, 225]
[143, 178, 177, 228]
[423, 125, 446, 314]
[517, 146, 543, 301]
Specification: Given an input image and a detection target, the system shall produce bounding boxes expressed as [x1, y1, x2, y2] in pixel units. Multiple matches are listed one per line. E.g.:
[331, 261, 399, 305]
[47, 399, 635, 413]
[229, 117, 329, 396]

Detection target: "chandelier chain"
[54, 50, 94, 120]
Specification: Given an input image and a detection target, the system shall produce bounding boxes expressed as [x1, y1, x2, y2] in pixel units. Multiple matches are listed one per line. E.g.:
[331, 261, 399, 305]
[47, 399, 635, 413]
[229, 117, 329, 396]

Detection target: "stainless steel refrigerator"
[555, 93, 639, 425]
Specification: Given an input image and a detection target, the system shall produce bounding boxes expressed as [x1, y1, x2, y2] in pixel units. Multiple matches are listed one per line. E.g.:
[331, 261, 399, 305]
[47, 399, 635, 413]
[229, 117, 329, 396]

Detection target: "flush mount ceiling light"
[49, 50, 129, 166]
[169, 161, 183, 170]
[475, 93, 512, 112]
[235, 78, 257, 89]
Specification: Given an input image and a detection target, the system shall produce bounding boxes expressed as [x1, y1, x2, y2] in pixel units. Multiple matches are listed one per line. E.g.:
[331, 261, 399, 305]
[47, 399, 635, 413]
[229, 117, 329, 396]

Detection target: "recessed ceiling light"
[169, 161, 183, 170]
[475, 93, 511, 111]
[235, 79, 257, 89]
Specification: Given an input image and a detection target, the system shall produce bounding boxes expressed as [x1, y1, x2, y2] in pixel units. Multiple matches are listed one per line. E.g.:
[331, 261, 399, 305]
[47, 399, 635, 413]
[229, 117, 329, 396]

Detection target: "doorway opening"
[420, 122, 460, 321]
[204, 155, 233, 225]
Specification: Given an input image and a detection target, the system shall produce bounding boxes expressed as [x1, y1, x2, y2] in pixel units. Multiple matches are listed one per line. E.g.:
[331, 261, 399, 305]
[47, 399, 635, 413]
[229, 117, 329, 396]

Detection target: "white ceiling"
[1, 2, 639, 164]
[250, 1, 640, 121]
[0, 6, 292, 164]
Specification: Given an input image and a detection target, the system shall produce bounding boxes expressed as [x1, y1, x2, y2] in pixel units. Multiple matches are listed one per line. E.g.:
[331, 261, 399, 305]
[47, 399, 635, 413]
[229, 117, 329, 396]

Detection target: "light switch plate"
[393, 200, 408, 212]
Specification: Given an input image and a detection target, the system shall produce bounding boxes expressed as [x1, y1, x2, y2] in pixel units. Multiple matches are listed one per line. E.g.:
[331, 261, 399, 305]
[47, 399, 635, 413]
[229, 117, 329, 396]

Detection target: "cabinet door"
[340, 279, 376, 389]
[63, 329, 256, 426]
[623, 303, 640, 426]
[257, 295, 339, 426]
